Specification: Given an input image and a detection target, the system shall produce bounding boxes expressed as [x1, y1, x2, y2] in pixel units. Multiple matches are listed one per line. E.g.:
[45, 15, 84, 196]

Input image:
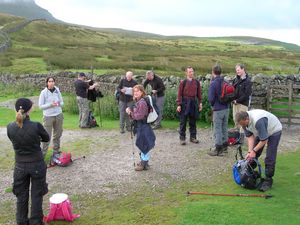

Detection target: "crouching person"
[7, 98, 50, 225]
[236, 110, 282, 192]
[126, 85, 156, 171]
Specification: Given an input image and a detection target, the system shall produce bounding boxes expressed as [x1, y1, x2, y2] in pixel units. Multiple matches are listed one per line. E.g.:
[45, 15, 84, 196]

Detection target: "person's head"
[78, 72, 86, 80]
[132, 84, 146, 101]
[46, 77, 55, 89]
[15, 98, 33, 128]
[185, 66, 194, 79]
[126, 71, 133, 81]
[146, 70, 154, 81]
[235, 64, 246, 77]
[235, 111, 249, 127]
[212, 64, 222, 77]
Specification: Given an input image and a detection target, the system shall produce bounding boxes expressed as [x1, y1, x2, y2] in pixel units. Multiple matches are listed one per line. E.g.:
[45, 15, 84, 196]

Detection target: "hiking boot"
[180, 139, 186, 145]
[135, 161, 147, 171]
[208, 145, 223, 157]
[222, 142, 228, 153]
[120, 128, 125, 134]
[258, 178, 273, 192]
[144, 161, 150, 170]
[190, 138, 199, 144]
[152, 124, 162, 130]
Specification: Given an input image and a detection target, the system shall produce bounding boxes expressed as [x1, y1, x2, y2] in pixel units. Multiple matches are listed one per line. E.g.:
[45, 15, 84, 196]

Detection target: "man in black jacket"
[232, 64, 252, 130]
[143, 70, 166, 129]
[7, 98, 49, 225]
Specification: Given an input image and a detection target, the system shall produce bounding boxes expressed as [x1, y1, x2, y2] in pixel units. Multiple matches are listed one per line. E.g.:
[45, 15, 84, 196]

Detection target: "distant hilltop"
[0, 0, 62, 23]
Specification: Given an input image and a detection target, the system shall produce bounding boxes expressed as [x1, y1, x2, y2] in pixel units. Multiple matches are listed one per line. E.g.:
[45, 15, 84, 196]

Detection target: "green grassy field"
[1, 13, 300, 76]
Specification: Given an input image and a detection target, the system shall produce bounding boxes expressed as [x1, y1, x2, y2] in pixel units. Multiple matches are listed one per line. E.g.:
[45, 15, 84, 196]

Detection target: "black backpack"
[232, 158, 262, 190]
[88, 111, 98, 127]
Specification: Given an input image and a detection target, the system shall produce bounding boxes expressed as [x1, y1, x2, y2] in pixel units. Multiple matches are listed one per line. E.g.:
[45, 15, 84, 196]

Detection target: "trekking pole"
[97, 97, 102, 127]
[187, 191, 273, 199]
[130, 122, 136, 167]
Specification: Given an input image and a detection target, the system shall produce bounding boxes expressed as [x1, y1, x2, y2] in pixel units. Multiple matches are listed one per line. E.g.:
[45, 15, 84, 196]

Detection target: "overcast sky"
[35, 0, 300, 45]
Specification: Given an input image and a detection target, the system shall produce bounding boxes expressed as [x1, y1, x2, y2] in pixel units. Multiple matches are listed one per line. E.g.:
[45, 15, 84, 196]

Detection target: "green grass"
[1, 148, 299, 224]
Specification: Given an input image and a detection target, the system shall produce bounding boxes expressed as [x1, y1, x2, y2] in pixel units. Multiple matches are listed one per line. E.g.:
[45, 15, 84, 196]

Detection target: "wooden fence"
[267, 81, 300, 126]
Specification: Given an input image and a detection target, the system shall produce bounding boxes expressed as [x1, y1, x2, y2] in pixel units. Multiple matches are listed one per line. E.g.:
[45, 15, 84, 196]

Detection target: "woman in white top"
[38, 77, 64, 161]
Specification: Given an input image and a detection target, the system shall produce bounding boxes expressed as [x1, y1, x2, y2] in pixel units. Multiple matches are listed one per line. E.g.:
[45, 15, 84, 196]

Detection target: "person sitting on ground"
[117, 71, 137, 133]
[236, 109, 282, 192]
[38, 77, 64, 163]
[126, 85, 156, 171]
[7, 98, 50, 225]
[74, 72, 98, 128]
[208, 64, 229, 156]
[176, 66, 202, 145]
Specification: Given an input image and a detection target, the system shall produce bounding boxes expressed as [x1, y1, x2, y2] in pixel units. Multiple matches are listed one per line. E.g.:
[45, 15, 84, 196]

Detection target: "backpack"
[232, 158, 262, 189]
[51, 152, 72, 167]
[44, 193, 80, 222]
[88, 111, 98, 127]
[219, 78, 235, 103]
[144, 95, 159, 123]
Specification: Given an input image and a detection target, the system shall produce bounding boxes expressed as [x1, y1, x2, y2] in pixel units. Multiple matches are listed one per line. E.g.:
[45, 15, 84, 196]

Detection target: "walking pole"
[97, 97, 102, 127]
[130, 122, 136, 167]
[187, 191, 273, 199]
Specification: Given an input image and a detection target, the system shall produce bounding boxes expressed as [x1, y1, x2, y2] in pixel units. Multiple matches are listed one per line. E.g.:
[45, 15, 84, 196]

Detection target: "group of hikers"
[6, 63, 282, 225]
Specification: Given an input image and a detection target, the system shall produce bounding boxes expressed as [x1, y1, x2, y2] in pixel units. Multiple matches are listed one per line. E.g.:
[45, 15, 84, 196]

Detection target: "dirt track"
[1, 125, 300, 203]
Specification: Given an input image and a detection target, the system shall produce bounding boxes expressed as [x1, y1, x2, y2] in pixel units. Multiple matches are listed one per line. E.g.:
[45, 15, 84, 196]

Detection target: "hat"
[15, 98, 33, 113]
[79, 72, 86, 77]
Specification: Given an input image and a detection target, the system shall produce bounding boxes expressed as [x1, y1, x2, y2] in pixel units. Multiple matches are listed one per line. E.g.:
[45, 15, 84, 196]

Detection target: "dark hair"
[185, 66, 194, 72]
[212, 64, 222, 75]
[235, 111, 249, 123]
[46, 77, 55, 88]
[15, 98, 33, 128]
[236, 63, 245, 70]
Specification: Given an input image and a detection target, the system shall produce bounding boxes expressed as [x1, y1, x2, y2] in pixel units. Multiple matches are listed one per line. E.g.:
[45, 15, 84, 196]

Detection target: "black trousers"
[179, 113, 197, 140]
[13, 161, 48, 225]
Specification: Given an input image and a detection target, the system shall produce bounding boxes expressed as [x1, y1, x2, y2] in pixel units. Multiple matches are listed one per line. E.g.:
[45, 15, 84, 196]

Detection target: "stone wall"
[1, 72, 300, 110]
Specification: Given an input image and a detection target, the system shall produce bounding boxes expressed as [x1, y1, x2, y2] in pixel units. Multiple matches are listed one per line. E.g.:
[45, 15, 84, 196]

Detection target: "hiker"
[143, 70, 165, 129]
[117, 71, 137, 133]
[7, 98, 49, 225]
[235, 109, 282, 192]
[208, 64, 229, 156]
[38, 77, 64, 161]
[126, 85, 156, 171]
[232, 63, 252, 141]
[74, 72, 98, 128]
[176, 66, 202, 145]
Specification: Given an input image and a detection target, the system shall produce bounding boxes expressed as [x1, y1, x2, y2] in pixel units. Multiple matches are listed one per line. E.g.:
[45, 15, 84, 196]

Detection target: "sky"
[35, 0, 300, 46]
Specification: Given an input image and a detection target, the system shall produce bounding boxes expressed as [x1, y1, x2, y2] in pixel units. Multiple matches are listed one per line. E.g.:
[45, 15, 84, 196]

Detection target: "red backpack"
[219, 78, 235, 103]
[44, 193, 80, 222]
[52, 152, 72, 167]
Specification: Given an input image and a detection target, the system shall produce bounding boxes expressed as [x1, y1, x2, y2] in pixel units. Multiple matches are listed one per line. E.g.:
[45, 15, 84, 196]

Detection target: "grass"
[1, 148, 299, 224]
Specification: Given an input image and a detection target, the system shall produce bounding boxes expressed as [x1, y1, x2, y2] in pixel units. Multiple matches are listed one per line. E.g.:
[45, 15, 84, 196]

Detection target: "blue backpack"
[232, 158, 262, 189]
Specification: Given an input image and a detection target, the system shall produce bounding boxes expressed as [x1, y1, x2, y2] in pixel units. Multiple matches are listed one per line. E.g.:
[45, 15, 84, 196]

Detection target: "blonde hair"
[133, 84, 146, 98]
[16, 109, 26, 128]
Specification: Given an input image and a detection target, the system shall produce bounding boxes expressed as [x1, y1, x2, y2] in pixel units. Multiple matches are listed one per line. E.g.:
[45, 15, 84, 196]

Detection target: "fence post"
[288, 80, 293, 127]
[266, 85, 271, 111]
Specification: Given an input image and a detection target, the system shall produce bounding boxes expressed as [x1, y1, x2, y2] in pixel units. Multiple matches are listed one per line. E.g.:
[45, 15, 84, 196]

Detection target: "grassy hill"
[0, 13, 300, 76]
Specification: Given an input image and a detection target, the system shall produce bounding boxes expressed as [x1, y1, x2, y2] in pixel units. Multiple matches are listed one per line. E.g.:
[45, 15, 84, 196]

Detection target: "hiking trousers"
[213, 108, 229, 146]
[76, 96, 89, 127]
[42, 113, 64, 157]
[154, 96, 165, 126]
[118, 100, 134, 130]
[13, 161, 48, 225]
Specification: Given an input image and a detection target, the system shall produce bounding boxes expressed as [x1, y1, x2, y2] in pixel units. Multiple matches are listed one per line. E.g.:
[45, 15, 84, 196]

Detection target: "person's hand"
[121, 88, 126, 93]
[125, 107, 131, 115]
[52, 101, 59, 107]
[246, 150, 256, 159]
[152, 90, 158, 94]
[176, 105, 181, 113]
[199, 103, 203, 112]
[233, 100, 237, 105]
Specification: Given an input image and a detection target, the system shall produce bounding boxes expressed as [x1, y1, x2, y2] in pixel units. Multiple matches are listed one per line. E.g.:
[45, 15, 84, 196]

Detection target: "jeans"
[13, 161, 48, 225]
[213, 108, 229, 146]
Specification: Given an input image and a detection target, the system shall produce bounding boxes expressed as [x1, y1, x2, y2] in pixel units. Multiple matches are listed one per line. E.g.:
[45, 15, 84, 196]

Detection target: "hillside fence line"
[1, 73, 300, 122]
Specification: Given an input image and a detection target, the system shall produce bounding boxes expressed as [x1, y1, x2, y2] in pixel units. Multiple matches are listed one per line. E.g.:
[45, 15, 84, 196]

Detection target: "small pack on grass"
[232, 158, 262, 189]
[51, 152, 72, 167]
[88, 111, 98, 127]
[219, 78, 235, 103]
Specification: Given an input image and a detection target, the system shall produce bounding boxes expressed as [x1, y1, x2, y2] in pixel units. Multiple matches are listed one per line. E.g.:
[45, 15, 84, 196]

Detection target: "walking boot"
[208, 145, 223, 156]
[222, 142, 228, 153]
[135, 161, 146, 171]
[144, 161, 150, 170]
[190, 137, 199, 144]
[258, 177, 273, 192]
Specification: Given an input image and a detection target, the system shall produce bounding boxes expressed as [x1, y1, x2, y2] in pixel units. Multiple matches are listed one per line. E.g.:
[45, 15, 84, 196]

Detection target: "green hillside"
[0, 14, 300, 76]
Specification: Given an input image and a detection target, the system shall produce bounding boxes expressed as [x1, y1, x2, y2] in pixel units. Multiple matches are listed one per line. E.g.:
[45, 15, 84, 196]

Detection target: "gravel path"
[1, 125, 300, 203]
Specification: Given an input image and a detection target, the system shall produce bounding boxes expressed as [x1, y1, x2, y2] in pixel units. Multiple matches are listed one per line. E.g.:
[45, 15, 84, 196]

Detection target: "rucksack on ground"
[88, 111, 98, 127]
[144, 95, 159, 123]
[219, 78, 235, 103]
[232, 158, 262, 189]
[51, 152, 72, 167]
[44, 193, 80, 222]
